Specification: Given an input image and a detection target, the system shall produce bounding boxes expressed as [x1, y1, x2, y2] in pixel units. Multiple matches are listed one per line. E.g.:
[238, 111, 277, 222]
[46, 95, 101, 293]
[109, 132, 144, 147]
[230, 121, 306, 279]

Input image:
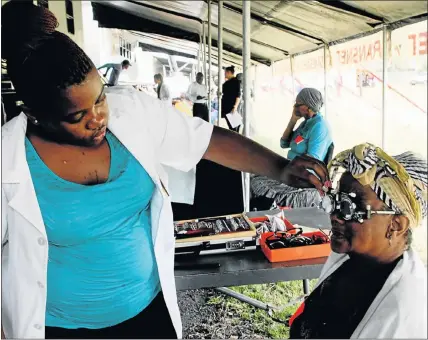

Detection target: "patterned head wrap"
[328, 143, 427, 228]
[296, 88, 324, 113]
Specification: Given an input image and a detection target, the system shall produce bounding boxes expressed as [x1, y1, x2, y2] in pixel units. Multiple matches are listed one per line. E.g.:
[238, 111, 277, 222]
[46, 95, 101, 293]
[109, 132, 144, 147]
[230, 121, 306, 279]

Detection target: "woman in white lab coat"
[289, 143, 427, 339]
[1, 3, 328, 339]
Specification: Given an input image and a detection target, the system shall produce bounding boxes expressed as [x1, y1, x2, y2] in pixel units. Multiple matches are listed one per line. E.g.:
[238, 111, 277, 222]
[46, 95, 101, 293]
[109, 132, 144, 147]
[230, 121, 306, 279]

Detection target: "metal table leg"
[302, 279, 310, 295]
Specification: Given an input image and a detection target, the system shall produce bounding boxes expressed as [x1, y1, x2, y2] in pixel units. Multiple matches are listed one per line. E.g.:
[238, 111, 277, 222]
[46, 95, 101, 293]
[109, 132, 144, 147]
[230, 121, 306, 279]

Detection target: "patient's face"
[329, 173, 393, 258]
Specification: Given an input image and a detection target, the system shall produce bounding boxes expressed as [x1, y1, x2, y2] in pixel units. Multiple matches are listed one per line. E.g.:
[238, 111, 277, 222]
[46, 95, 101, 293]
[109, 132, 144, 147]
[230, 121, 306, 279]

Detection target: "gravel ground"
[178, 289, 266, 339]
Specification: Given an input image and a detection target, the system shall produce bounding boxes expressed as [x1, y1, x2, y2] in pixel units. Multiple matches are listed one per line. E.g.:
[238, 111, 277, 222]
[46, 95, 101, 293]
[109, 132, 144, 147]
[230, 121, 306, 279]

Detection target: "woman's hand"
[291, 106, 300, 122]
[205, 127, 329, 193]
[280, 154, 329, 192]
[281, 106, 301, 146]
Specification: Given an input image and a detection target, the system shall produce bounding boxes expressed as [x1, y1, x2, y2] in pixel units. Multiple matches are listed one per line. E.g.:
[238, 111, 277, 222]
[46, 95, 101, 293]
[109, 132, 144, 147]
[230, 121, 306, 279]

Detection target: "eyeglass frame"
[320, 190, 399, 224]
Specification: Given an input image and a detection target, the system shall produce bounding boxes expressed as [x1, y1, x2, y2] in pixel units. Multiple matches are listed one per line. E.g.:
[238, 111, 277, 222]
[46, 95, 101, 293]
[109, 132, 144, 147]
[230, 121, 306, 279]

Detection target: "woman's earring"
[34, 119, 38, 124]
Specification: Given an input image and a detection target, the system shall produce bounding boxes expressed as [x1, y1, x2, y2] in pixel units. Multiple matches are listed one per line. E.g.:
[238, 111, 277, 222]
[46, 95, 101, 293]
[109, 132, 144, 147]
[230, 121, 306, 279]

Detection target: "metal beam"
[170, 56, 179, 72]
[167, 56, 175, 73]
[203, 23, 207, 80]
[209, 0, 324, 44]
[316, 1, 385, 24]
[217, 0, 223, 126]
[324, 45, 328, 120]
[208, 0, 212, 121]
[382, 25, 389, 149]
[177, 61, 191, 72]
[290, 55, 295, 98]
[243, 0, 251, 212]
[138, 42, 196, 60]
[197, 37, 201, 73]
[211, 23, 289, 55]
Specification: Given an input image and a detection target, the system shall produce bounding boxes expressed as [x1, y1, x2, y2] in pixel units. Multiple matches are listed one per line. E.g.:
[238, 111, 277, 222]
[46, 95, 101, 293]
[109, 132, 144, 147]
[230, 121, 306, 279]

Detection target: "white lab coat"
[315, 249, 427, 339]
[186, 82, 208, 104]
[1, 86, 213, 339]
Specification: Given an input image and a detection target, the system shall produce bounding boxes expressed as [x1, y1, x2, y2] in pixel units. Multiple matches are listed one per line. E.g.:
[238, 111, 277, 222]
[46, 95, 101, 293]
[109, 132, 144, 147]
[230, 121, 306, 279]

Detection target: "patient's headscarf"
[328, 143, 427, 228]
[296, 88, 324, 113]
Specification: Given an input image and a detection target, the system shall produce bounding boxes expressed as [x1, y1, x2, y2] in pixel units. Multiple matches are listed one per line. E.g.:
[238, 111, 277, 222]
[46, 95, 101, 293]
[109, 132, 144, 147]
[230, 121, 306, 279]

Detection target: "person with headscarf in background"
[281, 88, 332, 163]
[289, 143, 427, 339]
[251, 88, 333, 210]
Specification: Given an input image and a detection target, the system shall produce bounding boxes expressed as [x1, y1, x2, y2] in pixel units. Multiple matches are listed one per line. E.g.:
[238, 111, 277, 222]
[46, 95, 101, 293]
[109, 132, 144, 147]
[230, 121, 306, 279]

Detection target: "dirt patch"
[178, 289, 266, 339]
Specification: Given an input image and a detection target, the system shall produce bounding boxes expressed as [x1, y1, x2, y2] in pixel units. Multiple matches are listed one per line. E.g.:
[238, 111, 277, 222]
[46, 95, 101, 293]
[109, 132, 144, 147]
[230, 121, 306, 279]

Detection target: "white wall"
[81, 1, 154, 85]
[48, 0, 84, 47]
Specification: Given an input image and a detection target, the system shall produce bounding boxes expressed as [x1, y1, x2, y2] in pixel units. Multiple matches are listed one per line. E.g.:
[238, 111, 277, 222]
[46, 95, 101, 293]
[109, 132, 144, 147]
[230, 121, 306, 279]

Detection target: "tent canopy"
[91, 0, 427, 65]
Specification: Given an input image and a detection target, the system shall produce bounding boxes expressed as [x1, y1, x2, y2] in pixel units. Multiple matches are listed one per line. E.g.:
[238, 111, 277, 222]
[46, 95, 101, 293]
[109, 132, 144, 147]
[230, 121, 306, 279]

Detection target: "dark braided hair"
[1, 1, 95, 116]
[225, 65, 235, 74]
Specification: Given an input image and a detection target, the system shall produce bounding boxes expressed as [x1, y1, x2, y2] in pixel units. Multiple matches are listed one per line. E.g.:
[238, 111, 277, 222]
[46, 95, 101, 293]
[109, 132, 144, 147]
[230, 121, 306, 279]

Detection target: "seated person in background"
[251, 88, 332, 210]
[290, 143, 427, 339]
[280, 88, 332, 162]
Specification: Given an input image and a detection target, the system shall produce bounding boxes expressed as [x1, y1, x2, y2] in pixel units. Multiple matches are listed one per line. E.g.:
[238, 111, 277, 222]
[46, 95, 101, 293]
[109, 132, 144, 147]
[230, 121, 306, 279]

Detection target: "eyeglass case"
[174, 213, 257, 256]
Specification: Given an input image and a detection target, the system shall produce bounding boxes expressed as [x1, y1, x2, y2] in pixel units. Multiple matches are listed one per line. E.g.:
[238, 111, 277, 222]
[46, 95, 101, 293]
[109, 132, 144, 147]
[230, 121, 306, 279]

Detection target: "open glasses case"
[260, 230, 331, 263]
[174, 213, 257, 256]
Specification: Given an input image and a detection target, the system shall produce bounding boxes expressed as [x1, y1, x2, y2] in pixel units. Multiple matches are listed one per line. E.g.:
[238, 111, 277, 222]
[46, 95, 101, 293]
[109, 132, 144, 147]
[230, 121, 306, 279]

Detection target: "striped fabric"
[328, 143, 427, 228]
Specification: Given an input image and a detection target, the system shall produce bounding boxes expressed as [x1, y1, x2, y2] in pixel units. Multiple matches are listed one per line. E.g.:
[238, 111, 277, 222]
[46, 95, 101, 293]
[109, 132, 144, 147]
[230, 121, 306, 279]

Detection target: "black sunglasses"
[265, 228, 329, 250]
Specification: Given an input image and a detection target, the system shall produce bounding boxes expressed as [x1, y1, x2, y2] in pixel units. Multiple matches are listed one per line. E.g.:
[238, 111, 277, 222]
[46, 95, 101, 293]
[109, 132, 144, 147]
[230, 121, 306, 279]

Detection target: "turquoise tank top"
[25, 131, 160, 329]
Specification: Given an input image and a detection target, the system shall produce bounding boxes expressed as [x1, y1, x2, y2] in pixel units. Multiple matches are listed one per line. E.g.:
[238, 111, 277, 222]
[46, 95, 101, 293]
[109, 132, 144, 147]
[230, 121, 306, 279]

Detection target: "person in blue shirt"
[280, 88, 332, 162]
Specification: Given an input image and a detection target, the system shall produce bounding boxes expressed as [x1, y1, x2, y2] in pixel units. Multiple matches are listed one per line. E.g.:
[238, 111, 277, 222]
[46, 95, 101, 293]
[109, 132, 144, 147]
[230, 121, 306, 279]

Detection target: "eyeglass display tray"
[174, 214, 257, 256]
[260, 231, 331, 263]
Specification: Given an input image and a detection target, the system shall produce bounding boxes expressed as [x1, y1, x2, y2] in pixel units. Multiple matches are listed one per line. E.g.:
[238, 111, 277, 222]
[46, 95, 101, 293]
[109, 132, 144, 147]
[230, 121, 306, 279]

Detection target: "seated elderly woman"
[289, 143, 427, 339]
[280, 87, 332, 162]
[251, 88, 333, 210]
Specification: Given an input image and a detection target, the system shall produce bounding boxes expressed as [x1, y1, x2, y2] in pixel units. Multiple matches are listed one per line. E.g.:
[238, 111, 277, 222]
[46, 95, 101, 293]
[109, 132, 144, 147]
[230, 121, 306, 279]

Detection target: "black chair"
[323, 142, 335, 165]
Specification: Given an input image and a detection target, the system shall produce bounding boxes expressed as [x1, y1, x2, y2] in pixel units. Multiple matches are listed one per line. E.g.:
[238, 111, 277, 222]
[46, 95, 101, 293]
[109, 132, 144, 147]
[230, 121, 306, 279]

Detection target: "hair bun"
[2, 1, 58, 61]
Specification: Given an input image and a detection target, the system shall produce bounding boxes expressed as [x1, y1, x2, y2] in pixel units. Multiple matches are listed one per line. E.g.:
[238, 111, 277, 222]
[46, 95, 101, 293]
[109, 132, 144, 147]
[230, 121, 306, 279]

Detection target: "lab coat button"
[34, 324, 43, 330]
[38, 238, 46, 246]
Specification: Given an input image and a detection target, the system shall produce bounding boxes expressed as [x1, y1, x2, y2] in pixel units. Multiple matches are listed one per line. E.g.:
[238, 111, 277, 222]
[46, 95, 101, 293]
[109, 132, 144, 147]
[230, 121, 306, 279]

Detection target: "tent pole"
[217, 0, 223, 126]
[382, 24, 388, 150]
[243, 0, 251, 212]
[324, 45, 328, 119]
[208, 1, 212, 122]
[290, 55, 295, 99]
[197, 36, 201, 73]
[203, 23, 207, 85]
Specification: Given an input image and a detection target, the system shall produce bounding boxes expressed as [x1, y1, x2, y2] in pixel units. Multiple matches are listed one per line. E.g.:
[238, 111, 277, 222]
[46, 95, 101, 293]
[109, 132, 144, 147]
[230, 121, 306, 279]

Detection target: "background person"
[251, 88, 334, 210]
[154, 73, 171, 102]
[221, 65, 241, 132]
[97, 59, 131, 87]
[1, 3, 328, 339]
[280, 88, 332, 162]
[290, 143, 427, 339]
[185, 72, 209, 122]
